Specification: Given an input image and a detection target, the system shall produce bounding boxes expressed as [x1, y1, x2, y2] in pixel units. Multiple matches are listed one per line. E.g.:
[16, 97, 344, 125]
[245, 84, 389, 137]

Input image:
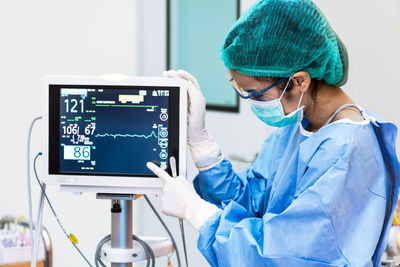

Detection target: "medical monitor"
[43, 75, 187, 194]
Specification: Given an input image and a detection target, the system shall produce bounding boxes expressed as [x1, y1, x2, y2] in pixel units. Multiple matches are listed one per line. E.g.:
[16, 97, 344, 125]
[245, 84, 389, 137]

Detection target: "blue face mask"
[249, 78, 304, 127]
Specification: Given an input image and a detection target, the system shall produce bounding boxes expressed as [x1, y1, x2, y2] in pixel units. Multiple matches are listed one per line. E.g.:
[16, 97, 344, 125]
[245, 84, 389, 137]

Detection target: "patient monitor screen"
[48, 85, 180, 177]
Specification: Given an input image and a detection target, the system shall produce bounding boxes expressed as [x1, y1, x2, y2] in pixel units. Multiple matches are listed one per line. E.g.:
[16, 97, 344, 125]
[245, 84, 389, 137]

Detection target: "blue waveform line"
[95, 131, 157, 139]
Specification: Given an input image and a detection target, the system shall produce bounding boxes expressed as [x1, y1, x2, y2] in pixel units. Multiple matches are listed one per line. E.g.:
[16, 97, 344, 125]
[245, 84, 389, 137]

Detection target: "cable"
[133, 234, 155, 267]
[144, 195, 182, 267]
[27, 117, 176, 266]
[139, 235, 155, 267]
[31, 181, 45, 267]
[27, 116, 42, 249]
[33, 153, 93, 267]
[95, 234, 155, 267]
[94, 235, 111, 267]
[33, 154, 68, 237]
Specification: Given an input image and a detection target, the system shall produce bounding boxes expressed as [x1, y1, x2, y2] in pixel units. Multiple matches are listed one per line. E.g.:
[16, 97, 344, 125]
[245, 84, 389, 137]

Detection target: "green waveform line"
[95, 131, 157, 139]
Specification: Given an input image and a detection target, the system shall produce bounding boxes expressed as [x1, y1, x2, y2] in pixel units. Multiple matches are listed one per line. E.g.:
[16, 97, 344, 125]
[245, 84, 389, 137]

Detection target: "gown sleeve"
[193, 130, 282, 217]
[196, 125, 388, 267]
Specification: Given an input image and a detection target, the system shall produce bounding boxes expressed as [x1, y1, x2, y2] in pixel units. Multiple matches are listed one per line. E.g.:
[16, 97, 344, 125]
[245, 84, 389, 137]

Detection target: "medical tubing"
[95, 234, 154, 267]
[179, 219, 189, 267]
[33, 153, 93, 267]
[27, 116, 42, 248]
[144, 195, 182, 267]
[95, 235, 153, 267]
[94, 235, 110, 267]
[135, 234, 155, 267]
[71, 243, 94, 267]
[33, 154, 68, 236]
[30, 182, 46, 267]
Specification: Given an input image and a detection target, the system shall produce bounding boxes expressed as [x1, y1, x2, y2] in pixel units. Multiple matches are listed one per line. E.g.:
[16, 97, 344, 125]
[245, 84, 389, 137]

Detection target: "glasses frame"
[227, 74, 287, 100]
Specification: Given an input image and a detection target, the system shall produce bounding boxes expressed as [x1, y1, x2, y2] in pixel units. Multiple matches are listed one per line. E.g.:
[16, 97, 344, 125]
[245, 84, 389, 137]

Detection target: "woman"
[147, 0, 400, 266]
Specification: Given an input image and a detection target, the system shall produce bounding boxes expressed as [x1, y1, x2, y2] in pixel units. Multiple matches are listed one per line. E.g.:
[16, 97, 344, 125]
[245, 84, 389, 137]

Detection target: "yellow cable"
[69, 233, 79, 244]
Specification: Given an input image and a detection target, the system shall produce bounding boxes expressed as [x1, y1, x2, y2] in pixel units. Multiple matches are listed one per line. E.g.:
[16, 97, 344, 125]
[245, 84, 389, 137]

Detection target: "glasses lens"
[226, 73, 249, 97]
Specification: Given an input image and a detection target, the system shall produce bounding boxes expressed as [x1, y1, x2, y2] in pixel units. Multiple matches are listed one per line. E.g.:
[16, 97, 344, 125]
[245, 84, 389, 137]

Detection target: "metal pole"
[111, 199, 133, 267]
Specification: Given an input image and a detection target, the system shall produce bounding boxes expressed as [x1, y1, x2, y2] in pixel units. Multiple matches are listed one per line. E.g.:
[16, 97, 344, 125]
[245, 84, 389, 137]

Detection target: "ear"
[291, 71, 311, 93]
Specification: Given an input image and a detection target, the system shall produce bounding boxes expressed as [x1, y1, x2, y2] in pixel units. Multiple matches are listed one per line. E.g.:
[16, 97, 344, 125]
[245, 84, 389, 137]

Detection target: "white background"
[0, 0, 399, 266]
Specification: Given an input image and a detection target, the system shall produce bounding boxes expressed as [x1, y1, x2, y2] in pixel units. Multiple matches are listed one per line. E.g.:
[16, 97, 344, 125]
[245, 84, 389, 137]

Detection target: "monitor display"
[48, 84, 180, 177]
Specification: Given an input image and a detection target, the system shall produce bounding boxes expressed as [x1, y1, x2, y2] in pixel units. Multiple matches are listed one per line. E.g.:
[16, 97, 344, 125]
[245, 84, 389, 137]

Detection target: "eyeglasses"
[226, 73, 287, 100]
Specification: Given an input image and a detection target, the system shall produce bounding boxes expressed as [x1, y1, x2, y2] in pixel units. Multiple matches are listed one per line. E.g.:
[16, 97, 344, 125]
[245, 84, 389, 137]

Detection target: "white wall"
[0, 0, 399, 267]
[0, 1, 139, 266]
[316, 0, 400, 132]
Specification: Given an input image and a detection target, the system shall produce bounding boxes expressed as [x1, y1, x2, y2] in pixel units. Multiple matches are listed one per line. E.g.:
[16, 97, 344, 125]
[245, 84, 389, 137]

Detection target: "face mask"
[249, 78, 304, 127]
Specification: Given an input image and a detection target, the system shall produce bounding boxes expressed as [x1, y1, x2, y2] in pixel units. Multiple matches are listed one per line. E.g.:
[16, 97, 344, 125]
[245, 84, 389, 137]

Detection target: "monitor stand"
[96, 193, 174, 267]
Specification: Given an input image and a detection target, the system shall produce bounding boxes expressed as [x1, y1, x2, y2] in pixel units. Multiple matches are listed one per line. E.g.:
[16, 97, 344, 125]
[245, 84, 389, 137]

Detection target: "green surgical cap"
[220, 0, 349, 86]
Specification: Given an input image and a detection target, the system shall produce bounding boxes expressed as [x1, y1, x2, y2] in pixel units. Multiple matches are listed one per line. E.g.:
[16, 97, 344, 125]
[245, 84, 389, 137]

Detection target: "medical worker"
[147, 0, 400, 266]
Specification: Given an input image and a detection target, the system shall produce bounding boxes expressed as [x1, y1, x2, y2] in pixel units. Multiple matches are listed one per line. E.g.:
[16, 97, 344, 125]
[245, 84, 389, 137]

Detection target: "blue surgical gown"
[193, 108, 400, 267]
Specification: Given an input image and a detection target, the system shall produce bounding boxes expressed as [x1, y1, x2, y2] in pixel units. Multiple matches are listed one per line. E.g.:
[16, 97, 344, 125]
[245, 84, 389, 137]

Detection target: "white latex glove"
[147, 162, 220, 231]
[163, 70, 223, 170]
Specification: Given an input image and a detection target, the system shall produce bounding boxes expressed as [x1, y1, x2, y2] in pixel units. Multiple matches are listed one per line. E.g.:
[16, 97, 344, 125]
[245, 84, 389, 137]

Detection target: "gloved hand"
[147, 162, 220, 231]
[163, 70, 223, 170]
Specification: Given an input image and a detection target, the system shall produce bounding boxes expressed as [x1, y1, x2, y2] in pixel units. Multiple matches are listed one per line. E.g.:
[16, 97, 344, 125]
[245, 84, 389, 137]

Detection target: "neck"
[304, 83, 353, 131]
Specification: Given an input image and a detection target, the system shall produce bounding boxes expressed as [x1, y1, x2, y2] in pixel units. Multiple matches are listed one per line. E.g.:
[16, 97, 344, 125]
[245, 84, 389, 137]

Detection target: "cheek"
[260, 89, 281, 101]
[256, 94, 276, 101]
[280, 99, 294, 114]
[281, 93, 300, 113]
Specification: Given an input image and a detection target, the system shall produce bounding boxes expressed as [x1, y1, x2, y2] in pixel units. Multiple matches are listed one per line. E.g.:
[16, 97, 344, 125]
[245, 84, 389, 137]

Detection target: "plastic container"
[0, 244, 44, 264]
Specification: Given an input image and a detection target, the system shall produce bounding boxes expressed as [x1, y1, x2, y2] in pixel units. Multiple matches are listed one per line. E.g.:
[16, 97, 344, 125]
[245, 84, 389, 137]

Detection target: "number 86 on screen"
[63, 145, 91, 160]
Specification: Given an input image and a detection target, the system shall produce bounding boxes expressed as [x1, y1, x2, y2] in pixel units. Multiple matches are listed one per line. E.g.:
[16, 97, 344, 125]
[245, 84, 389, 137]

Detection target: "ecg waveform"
[95, 131, 157, 139]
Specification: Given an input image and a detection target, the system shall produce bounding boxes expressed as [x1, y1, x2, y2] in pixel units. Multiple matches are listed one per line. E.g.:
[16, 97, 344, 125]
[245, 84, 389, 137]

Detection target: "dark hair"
[254, 76, 321, 101]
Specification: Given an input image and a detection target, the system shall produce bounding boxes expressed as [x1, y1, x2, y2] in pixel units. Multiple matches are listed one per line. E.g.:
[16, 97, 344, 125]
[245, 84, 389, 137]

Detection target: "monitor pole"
[111, 199, 133, 267]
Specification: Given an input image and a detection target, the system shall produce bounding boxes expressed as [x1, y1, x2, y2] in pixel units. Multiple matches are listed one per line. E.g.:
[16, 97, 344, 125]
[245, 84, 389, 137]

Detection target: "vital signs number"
[64, 145, 91, 160]
[64, 99, 84, 113]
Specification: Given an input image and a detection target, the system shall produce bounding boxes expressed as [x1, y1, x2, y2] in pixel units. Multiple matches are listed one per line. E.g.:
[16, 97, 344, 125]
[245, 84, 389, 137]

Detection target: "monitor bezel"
[43, 75, 187, 194]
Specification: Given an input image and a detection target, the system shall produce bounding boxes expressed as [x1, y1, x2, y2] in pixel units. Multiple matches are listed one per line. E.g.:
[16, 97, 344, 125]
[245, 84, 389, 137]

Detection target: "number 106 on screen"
[64, 145, 91, 160]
